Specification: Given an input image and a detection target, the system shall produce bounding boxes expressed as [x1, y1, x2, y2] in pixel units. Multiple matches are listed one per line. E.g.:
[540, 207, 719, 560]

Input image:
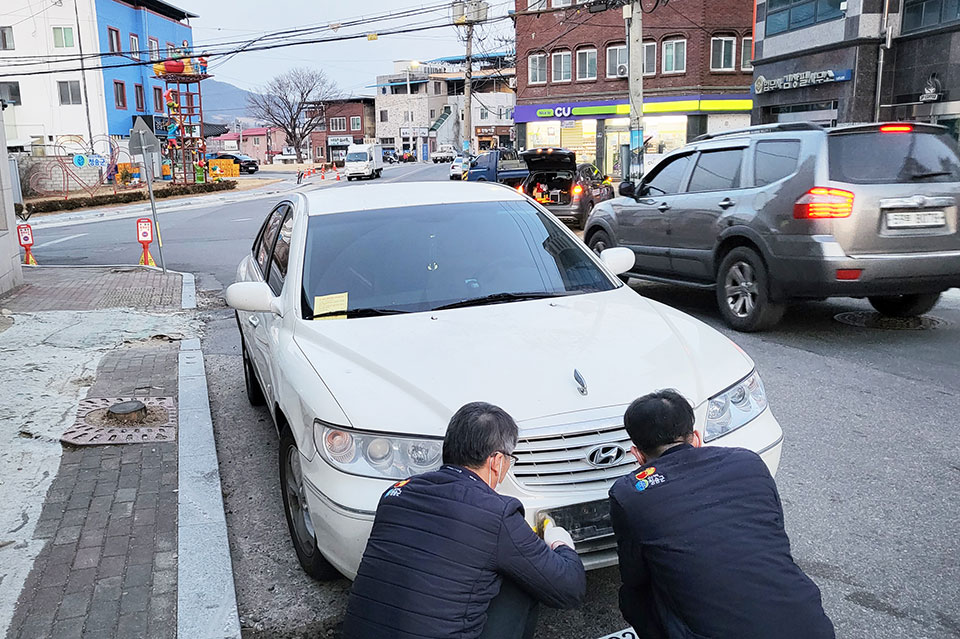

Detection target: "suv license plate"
[597, 628, 637, 639]
[886, 210, 946, 228]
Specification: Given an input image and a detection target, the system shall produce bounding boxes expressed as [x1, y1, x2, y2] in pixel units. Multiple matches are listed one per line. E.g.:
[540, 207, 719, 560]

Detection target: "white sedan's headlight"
[313, 420, 443, 480]
[704, 371, 768, 442]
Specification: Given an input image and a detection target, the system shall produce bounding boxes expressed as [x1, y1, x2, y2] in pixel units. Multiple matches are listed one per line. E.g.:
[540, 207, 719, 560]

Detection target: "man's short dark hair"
[623, 389, 695, 455]
[442, 402, 519, 468]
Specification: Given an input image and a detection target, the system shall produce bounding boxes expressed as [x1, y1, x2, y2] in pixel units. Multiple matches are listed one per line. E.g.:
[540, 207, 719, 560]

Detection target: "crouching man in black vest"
[341, 401, 586, 639]
[610, 389, 835, 639]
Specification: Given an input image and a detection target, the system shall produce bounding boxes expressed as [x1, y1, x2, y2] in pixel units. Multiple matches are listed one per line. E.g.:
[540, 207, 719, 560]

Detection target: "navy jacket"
[341, 464, 586, 639]
[609, 444, 835, 639]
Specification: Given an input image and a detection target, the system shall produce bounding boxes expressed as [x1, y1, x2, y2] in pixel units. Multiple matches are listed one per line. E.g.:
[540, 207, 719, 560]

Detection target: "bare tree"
[247, 68, 340, 163]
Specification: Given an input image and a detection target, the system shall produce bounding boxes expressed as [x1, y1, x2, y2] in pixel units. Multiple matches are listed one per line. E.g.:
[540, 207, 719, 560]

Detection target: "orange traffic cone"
[336, 169, 341, 181]
[321, 167, 325, 180]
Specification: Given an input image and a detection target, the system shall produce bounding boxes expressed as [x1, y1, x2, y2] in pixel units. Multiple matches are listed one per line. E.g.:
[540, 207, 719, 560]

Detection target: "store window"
[576, 48, 597, 80]
[903, 0, 960, 32]
[643, 42, 656, 76]
[529, 53, 547, 84]
[662, 39, 686, 74]
[710, 37, 736, 71]
[552, 51, 572, 82]
[606, 44, 627, 77]
[53, 26, 74, 48]
[527, 120, 596, 164]
[766, 0, 843, 36]
[742, 37, 753, 70]
[58, 81, 82, 105]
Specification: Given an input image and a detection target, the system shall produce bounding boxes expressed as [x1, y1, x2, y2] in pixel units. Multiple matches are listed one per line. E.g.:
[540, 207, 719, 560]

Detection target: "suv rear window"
[828, 129, 960, 184]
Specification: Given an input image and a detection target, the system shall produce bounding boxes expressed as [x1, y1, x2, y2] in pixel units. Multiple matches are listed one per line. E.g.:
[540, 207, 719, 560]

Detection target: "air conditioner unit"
[616, 63, 628, 78]
[508, 77, 517, 88]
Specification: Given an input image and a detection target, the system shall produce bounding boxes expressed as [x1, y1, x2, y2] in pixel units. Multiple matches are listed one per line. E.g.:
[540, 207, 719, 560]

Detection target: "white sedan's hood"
[294, 286, 753, 435]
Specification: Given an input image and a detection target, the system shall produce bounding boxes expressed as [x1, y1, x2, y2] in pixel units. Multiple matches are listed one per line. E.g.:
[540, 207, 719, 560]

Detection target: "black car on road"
[214, 153, 259, 174]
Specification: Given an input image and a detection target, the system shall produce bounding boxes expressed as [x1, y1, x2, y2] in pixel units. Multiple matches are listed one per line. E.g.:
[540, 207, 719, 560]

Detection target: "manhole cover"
[62, 397, 177, 445]
[834, 311, 947, 330]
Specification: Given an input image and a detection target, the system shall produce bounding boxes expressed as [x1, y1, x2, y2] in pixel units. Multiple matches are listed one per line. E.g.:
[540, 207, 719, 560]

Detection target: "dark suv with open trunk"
[519, 148, 615, 229]
[584, 122, 960, 331]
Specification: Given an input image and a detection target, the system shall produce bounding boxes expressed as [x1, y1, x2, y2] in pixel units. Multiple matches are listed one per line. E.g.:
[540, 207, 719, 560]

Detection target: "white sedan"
[225, 181, 784, 581]
[449, 156, 465, 180]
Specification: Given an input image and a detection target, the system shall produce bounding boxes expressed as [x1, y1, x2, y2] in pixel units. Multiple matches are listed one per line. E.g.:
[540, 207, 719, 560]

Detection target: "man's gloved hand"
[542, 520, 575, 551]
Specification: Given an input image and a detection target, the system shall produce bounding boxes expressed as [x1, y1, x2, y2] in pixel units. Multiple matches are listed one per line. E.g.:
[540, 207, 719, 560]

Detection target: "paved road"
[24, 162, 960, 638]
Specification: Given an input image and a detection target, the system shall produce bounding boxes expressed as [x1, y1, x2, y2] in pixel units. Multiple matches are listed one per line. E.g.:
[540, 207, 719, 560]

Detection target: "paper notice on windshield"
[313, 292, 348, 320]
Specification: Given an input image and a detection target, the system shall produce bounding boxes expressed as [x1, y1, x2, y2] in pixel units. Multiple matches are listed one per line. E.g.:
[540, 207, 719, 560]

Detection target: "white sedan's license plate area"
[886, 210, 946, 229]
[596, 629, 637, 639]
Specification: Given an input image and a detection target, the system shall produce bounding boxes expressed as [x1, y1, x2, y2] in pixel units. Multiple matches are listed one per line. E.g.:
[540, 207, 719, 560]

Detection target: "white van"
[345, 144, 384, 180]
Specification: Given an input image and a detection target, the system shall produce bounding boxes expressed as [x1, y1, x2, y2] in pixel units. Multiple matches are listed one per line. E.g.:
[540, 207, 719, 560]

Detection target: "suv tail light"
[572, 184, 583, 200]
[793, 187, 854, 219]
[879, 124, 913, 133]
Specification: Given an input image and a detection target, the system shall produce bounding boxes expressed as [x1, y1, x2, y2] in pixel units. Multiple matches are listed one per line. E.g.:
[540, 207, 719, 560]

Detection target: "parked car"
[449, 156, 465, 180]
[518, 148, 615, 229]
[585, 122, 960, 331]
[433, 144, 457, 163]
[465, 148, 528, 186]
[345, 143, 384, 180]
[224, 181, 784, 582]
[214, 153, 259, 174]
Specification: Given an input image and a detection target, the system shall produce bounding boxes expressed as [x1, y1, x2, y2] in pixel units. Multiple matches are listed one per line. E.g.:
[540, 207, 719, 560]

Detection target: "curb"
[180, 272, 196, 310]
[177, 337, 241, 639]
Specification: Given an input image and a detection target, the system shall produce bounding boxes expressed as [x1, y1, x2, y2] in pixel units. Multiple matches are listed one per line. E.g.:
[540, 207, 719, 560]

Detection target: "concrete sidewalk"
[0, 267, 238, 639]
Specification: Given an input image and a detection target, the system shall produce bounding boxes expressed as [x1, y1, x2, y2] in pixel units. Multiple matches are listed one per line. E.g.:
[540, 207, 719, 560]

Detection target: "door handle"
[248, 315, 260, 328]
[718, 198, 736, 209]
[657, 202, 671, 212]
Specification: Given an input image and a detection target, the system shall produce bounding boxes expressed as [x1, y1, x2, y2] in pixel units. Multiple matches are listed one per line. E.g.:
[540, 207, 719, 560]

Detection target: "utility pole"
[463, 21, 474, 157]
[73, 0, 95, 152]
[625, 0, 644, 180]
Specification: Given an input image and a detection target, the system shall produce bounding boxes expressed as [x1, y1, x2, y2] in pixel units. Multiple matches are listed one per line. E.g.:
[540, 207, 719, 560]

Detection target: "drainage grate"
[834, 311, 947, 331]
[62, 396, 177, 445]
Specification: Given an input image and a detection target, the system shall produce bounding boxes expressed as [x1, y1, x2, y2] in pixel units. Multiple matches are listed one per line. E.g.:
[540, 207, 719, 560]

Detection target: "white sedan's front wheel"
[241, 337, 265, 406]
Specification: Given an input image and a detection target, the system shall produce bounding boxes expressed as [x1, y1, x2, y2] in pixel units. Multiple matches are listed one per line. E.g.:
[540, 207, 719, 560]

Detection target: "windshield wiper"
[431, 291, 569, 311]
[310, 307, 410, 320]
[907, 170, 953, 180]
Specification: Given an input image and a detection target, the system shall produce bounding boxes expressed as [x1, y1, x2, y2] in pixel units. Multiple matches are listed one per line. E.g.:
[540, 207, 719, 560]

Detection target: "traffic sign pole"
[136, 128, 166, 274]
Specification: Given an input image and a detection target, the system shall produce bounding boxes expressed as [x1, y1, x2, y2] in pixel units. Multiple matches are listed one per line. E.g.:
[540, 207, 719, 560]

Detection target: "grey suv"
[584, 122, 960, 331]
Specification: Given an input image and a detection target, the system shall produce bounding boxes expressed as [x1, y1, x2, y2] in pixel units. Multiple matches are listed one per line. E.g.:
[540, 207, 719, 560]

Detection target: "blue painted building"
[95, 0, 196, 137]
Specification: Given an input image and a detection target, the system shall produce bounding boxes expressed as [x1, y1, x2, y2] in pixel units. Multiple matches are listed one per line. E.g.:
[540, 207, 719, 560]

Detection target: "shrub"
[21, 179, 238, 214]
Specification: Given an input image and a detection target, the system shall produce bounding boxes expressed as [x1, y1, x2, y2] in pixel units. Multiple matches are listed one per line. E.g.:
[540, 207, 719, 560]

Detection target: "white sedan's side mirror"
[600, 247, 635, 276]
[225, 281, 283, 315]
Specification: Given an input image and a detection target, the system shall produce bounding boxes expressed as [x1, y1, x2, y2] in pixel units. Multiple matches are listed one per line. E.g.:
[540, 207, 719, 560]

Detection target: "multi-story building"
[373, 55, 516, 157]
[0, 104, 23, 296]
[1, 0, 195, 151]
[237, 127, 285, 164]
[308, 97, 376, 162]
[751, 0, 960, 138]
[513, 0, 755, 174]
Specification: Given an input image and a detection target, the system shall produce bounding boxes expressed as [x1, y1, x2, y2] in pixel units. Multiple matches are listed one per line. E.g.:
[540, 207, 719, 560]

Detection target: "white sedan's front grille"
[512, 423, 638, 492]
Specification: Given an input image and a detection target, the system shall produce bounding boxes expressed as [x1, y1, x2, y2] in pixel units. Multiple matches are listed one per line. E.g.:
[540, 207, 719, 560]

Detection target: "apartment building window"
[350, 116, 361, 131]
[434, 81, 441, 93]
[552, 50, 572, 82]
[130, 34, 140, 59]
[113, 80, 127, 109]
[0, 81, 21, 105]
[765, 0, 843, 36]
[149, 38, 160, 61]
[480, 108, 489, 120]
[662, 39, 686, 74]
[0, 26, 13, 50]
[379, 109, 388, 122]
[153, 86, 163, 111]
[576, 48, 597, 80]
[741, 37, 753, 70]
[58, 81, 82, 105]
[553, 0, 572, 6]
[53, 26, 74, 48]
[528, 0, 547, 10]
[430, 109, 436, 119]
[330, 117, 346, 131]
[606, 44, 627, 77]
[710, 37, 736, 71]
[134, 84, 145, 111]
[903, 0, 960, 32]
[253, 137, 260, 146]
[528, 53, 547, 84]
[107, 27, 121, 53]
[643, 42, 656, 75]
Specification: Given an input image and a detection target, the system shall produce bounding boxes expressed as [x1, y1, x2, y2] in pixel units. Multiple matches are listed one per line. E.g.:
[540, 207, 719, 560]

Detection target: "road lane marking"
[232, 218, 252, 222]
[32, 233, 88, 249]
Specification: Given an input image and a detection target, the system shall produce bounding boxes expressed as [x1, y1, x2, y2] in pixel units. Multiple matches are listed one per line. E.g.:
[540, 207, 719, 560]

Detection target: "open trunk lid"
[521, 147, 577, 172]
[826, 123, 960, 256]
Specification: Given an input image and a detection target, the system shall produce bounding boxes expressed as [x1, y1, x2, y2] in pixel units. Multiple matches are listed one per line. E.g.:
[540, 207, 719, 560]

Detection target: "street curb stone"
[176, 338, 241, 639]
[180, 272, 196, 310]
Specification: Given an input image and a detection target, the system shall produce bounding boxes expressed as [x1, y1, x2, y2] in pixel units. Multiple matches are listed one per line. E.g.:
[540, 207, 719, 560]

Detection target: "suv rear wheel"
[868, 293, 940, 317]
[279, 429, 341, 581]
[716, 247, 784, 332]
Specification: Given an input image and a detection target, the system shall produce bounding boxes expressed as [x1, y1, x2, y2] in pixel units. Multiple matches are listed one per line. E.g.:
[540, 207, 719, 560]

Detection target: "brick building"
[308, 98, 376, 162]
[514, 0, 754, 174]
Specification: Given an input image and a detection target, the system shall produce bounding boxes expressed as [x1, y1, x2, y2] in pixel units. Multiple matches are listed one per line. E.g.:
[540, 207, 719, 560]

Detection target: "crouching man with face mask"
[340, 402, 586, 639]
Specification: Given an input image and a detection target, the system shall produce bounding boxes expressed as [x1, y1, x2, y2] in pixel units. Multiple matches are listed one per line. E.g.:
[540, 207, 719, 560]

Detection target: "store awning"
[429, 111, 450, 132]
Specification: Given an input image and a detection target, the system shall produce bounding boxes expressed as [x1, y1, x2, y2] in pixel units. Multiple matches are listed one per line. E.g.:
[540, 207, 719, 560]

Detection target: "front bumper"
[768, 235, 960, 299]
[300, 408, 783, 579]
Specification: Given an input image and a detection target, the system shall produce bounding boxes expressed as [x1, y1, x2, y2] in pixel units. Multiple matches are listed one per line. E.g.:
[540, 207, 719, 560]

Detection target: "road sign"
[130, 117, 162, 155]
[137, 218, 153, 245]
[17, 224, 34, 247]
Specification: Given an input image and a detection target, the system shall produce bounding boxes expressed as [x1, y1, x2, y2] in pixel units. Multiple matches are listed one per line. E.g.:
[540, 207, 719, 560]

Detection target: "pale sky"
[184, 0, 514, 95]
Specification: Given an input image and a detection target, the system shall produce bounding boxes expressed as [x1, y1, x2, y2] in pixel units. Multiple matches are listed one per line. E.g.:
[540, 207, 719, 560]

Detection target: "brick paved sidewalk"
[0, 266, 215, 639]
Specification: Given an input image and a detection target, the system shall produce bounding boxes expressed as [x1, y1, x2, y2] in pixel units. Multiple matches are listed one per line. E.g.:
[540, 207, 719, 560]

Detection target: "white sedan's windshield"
[300, 201, 616, 318]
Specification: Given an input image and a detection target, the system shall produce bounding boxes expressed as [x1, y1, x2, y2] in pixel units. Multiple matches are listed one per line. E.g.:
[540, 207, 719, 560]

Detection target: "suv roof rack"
[692, 122, 823, 142]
